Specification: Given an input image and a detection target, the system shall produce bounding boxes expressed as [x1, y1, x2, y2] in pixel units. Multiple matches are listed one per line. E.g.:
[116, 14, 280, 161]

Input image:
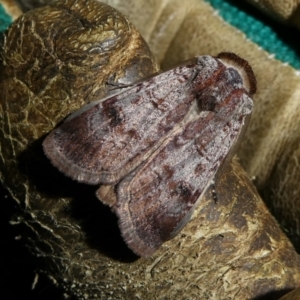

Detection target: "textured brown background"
[246, 0, 300, 29]
[1, 0, 300, 299]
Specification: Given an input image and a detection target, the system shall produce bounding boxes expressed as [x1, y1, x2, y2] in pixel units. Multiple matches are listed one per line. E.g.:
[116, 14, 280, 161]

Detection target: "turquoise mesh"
[0, 4, 12, 33]
[206, 0, 300, 69]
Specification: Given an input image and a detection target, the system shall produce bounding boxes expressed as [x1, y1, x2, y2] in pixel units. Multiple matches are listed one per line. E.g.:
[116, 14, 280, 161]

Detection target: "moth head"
[217, 52, 257, 96]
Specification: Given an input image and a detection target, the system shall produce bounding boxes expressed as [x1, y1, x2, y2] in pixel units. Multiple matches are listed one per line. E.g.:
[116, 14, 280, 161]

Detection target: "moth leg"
[212, 184, 218, 204]
[106, 73, 134, 89]
[208, 179, 218, 204]
[96, 184, 117, 207]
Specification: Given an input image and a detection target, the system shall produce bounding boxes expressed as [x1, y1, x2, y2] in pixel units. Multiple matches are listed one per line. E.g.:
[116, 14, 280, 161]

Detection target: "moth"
[43, 52, 256, 257]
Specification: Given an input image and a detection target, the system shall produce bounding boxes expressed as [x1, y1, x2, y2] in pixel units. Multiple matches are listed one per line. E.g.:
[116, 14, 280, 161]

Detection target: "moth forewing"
[114, 88, 253, 257]
[43, 55, 225, 185]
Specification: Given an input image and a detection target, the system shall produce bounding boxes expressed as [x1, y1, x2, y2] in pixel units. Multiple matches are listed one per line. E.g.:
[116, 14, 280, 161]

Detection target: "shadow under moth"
[43, 52, 256, 257]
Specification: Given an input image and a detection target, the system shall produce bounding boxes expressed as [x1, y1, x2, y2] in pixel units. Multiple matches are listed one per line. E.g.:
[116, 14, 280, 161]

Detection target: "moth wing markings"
[113, 123, 208, 255]
[114, 90, 252, 257]
[44, 63, 212, 185]
[43, 95, 133, 184]
[99, 69, 198, 179]
[43, 79, 167, 183]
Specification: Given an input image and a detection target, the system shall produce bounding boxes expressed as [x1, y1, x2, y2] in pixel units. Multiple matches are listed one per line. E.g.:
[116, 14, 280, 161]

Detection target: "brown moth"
[43, 52, 256, 257]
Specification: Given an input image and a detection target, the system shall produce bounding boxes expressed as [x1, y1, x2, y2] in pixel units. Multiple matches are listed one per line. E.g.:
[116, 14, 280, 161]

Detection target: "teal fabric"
[0, 1, 300, 68]
[0, 4, 12, 32]
[205, 0, 300, 69]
